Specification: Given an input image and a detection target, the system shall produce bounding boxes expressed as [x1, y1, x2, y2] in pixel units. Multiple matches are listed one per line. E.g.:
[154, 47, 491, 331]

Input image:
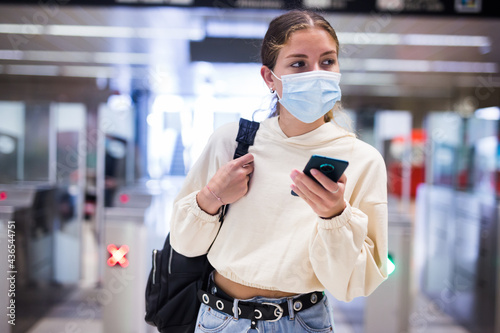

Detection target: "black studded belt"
[197, 289, 324, 323]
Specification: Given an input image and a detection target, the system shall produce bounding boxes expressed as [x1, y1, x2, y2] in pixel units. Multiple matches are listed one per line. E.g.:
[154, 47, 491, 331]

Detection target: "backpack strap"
[219, 118, 260, 223]
[234, 118, 260, 159]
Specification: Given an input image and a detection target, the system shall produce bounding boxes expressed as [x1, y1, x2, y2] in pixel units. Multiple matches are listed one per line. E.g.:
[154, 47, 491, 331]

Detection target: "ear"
[260, 65, 274, 91]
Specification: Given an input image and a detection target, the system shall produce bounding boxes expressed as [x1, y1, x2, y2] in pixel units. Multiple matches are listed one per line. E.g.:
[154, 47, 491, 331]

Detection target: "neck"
[278, 112, 325, 137]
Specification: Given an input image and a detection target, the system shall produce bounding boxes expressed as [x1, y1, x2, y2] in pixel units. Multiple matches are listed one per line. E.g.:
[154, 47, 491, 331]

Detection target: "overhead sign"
[0, 0, 497, 17]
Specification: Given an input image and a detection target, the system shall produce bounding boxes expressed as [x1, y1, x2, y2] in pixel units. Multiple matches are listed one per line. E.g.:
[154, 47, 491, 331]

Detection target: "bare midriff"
[214, 271, 298, 299]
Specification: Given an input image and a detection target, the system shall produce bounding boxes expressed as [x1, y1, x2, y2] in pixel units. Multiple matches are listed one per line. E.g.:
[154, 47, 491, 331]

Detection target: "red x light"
[119, 194, 129, 204]
[107, 244, 129, 268]
[0, 191, 7, 201]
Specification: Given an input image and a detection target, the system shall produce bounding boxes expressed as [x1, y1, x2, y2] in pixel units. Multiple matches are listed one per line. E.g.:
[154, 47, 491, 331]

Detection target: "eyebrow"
[285, 50, 337, 58]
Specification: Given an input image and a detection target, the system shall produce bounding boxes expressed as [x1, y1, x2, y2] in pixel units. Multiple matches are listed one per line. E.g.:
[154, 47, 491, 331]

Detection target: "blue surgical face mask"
[272, 70, 342, 123]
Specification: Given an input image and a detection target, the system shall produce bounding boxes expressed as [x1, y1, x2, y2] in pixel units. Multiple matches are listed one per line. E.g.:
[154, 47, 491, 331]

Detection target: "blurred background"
[0, 1, 499, 332]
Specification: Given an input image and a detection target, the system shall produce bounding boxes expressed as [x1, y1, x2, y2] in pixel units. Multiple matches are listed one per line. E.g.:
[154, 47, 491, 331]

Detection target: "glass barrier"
[0, 102, 25, 183]
[425, 111, 464, 188]
[52, 103, 86, 284]
[374, 110, 413, 214]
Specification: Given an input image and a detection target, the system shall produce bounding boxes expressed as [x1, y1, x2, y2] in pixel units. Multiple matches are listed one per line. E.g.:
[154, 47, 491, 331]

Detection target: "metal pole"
[96, 105, 106, 286]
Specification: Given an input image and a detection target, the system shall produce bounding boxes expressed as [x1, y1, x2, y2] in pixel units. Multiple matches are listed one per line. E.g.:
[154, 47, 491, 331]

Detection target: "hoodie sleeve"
[169, 122, 238, 257]
[309, 145, 388, 302]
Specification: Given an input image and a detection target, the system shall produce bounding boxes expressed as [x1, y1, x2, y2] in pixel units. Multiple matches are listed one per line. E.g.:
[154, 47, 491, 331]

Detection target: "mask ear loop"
[271, 70, 282, 82]
[270, 71, 282, 99]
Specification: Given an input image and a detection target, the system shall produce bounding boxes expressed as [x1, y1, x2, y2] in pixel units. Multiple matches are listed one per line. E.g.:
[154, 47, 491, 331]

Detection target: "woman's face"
[271, 27, 340, 96]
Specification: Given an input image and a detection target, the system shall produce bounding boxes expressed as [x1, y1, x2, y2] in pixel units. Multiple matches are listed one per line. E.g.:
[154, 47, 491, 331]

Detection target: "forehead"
[282, 27, 338, 54]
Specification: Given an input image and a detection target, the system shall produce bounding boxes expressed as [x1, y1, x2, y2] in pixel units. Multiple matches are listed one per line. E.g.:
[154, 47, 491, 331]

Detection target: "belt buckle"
[262, 302, 283, 322]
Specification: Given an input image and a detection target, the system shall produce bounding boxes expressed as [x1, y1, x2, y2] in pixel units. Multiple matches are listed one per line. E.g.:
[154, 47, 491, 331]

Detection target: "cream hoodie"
[170, 116, 388, 302]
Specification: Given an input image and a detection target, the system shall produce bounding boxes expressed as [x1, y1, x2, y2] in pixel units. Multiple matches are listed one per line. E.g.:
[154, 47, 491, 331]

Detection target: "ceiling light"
[341, 73, 397, 85]
[337, 32, 490, 48]
[0, 24, 44, 35]
[403, 34, 490, 47]
[62, 66, 116, 78]
[365, 59, 430, 72]
[94, 52, 150, 65]
[338, 32, 400, 45]
[46, 25, 136, 38]
[206, 20, 268, 39]
[475, 107, 500, 120]
[0, 23, 204, 41]
[345, 58, 497, 73]
[0, 50, 154, 65]
[432, 61, 496, 73]
[0, 50, 24, 60]
[6, 64, 59, 76]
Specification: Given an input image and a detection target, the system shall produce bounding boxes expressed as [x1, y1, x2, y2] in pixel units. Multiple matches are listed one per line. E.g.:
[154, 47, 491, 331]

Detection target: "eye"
[321, 58, 336, 66]
[291, 61, 305, 68]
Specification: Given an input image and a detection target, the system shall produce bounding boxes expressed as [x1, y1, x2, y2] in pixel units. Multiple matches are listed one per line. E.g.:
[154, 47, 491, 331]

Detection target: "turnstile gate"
[102, 186, 155, 333]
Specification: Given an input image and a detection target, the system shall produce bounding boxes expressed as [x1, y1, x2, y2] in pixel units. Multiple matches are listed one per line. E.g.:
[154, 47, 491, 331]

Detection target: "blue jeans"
[194, 292, 335, 333]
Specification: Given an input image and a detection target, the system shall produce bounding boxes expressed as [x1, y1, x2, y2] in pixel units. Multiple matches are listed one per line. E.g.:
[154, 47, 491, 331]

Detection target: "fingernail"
[290, 170, 298, 180]
[311, 169, 319, 176]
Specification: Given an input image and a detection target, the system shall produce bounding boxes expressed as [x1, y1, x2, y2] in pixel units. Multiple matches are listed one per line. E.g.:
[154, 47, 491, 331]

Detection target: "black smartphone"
[291, 155, 349, 196]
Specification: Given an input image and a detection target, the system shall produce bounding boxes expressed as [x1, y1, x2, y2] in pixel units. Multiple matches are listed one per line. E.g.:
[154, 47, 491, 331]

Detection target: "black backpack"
[145, 118, 260, 333]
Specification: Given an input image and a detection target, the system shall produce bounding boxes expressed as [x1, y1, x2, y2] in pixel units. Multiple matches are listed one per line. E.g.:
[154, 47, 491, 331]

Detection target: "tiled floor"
[330, 290, 471, 333]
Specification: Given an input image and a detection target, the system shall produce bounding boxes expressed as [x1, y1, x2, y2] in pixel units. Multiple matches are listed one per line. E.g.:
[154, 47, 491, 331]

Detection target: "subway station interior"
[0, 1, 500, 332]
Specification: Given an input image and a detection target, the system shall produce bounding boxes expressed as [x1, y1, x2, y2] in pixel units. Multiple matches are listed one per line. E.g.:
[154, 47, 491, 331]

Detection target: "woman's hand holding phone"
[290, 155, 348, 219]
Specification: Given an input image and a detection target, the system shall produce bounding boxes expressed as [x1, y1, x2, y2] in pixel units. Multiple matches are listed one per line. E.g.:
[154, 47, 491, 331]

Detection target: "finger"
[228, 154, 254, 176]
[310, 169, 341, 194]
[234, 153, 254, 166]
[291, 183, 325, 215]
[298, 179, 325, 202]
[291, 169, 324, 194]
[291, 170, 324, 201]
[290, 184, 307, 199]
[291, 170, 316, 193]
[242, 161, 254, 170]
[242, 163, 254, 176]
[337, 173, 347, 185]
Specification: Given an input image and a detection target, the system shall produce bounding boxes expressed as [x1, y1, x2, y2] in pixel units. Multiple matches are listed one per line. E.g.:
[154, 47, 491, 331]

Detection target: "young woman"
[170, 9, 388, 333]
